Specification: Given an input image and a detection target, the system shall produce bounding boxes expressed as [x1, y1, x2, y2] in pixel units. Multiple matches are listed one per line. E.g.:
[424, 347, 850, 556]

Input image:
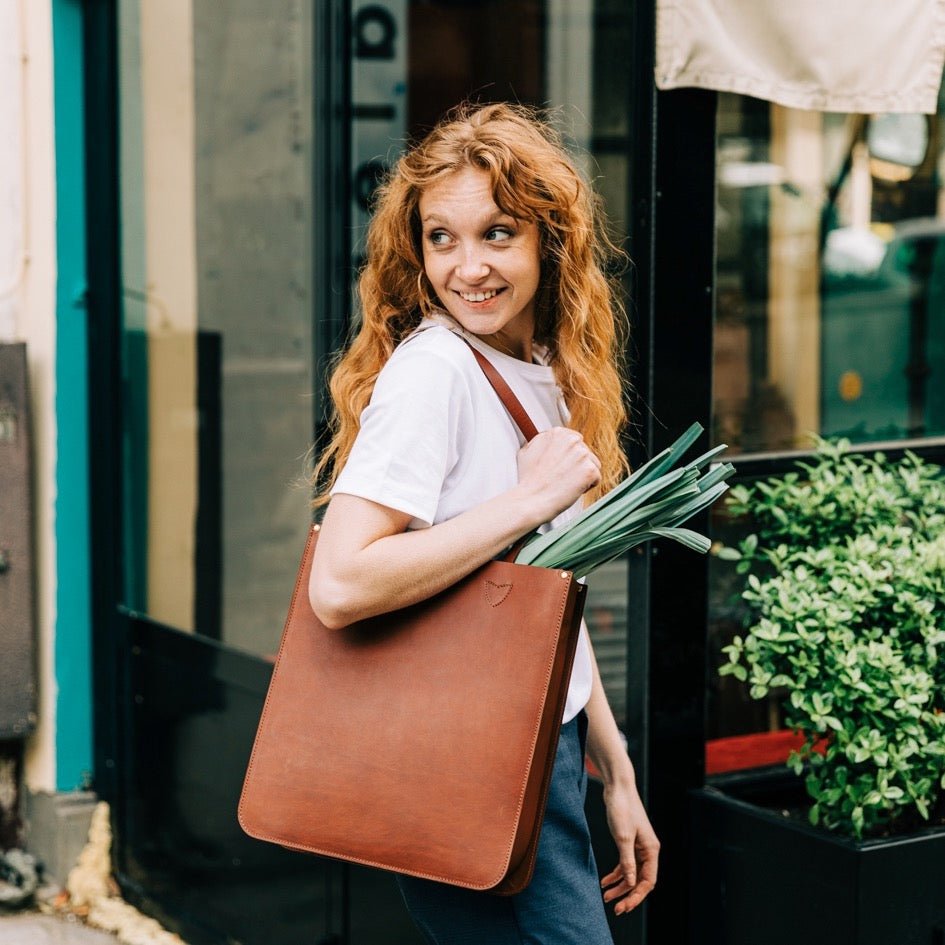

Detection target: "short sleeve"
[331, 345, 469, 527]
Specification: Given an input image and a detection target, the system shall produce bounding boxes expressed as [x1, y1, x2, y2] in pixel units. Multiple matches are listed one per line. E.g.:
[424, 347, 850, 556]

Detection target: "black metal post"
[621, 0, 658, 942]
[645, 86, 718, 945]
[82, 0, 129, 858]
[312, 0, 352, 465]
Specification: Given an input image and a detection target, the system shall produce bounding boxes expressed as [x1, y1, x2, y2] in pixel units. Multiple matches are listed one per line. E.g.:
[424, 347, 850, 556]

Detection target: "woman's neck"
[431, 312, 534, 362]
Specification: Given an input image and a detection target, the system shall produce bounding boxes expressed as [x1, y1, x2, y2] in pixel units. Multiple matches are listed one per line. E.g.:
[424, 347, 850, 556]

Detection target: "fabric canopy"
[656, 0, 945, 114]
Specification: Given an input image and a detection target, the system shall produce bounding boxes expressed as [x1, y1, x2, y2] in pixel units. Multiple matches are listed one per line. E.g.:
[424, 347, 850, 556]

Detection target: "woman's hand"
[516, 427, 601, 521]
[599, 782, 660, 915]
[311, 431, 598, 628]
[583, 633, 660, 915]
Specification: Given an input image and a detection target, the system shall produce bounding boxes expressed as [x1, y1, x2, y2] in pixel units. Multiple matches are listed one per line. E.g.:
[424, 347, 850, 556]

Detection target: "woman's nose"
[455, 245, 489, 282]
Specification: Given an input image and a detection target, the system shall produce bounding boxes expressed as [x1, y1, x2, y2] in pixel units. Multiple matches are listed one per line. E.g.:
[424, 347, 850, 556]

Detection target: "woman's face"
[418, 166, 541, 359]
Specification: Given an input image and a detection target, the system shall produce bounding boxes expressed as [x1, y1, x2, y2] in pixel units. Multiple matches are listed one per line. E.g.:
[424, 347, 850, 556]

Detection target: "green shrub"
[718, 440, 945, 838]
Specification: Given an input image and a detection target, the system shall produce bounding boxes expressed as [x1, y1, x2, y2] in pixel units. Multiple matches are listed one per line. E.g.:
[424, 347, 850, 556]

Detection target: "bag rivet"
[560, 571, 569, 579]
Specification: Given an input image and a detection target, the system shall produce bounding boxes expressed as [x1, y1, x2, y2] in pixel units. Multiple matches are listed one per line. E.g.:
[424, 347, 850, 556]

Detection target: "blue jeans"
[396, 713, 614, 945]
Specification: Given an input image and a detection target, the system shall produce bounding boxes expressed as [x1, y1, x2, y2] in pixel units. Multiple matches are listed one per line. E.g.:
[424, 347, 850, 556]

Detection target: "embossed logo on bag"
[484, 580, 512, 607]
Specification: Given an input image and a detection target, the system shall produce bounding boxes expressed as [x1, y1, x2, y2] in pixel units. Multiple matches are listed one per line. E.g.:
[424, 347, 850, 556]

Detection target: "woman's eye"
[486, 227, 513, 242]
[427, 230, 451, 246]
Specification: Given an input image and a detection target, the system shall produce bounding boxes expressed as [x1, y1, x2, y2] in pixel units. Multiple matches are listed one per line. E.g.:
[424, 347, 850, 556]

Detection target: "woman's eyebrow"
[421, 210, 515, 225]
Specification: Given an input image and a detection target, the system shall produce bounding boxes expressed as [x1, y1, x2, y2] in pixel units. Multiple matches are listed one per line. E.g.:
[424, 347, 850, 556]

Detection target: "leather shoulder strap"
[461, 340, 540, 443]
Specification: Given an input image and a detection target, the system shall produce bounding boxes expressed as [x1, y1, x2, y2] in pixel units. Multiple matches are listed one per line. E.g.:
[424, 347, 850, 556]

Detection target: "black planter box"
[691, 775, 945, 945]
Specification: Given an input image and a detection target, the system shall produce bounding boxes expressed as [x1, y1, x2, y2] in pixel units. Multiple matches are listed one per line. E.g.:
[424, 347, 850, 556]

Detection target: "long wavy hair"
[312, 102, 630, 506]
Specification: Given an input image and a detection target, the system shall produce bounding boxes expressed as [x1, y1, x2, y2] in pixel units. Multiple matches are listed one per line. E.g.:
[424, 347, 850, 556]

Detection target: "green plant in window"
[718, 439, 945, 838]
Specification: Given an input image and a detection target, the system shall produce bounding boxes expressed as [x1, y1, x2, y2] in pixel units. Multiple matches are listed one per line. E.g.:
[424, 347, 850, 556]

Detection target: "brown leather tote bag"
[238, 342, 588, 895]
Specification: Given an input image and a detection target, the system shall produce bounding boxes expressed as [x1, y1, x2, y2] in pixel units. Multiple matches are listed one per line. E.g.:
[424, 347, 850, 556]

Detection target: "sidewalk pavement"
[0, 912, 121, 944]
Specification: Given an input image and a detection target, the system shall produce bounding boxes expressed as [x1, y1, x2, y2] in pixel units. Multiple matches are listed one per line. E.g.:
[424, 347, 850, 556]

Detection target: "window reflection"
[714, 93, 945, 455]
[118, 0, 315, 655]
[706, 503, 778, 757]
[118, 0, 636, 699]
[585, 561, 628, 731]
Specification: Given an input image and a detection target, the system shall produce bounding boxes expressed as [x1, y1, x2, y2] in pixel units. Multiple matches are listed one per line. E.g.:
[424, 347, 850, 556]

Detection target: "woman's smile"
[419, 166, 541, 359]
[456, 287, 504, 303]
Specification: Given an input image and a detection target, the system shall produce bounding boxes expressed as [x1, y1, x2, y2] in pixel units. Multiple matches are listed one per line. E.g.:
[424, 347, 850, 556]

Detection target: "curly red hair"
[313, 102, 630, 505]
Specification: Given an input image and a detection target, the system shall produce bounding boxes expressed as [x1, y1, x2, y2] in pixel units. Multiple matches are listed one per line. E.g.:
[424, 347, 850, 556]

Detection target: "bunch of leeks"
[515, 422, 734, 579]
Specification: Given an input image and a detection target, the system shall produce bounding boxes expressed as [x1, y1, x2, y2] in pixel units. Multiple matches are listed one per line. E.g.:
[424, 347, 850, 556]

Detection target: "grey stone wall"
[193, 1, 315, 656]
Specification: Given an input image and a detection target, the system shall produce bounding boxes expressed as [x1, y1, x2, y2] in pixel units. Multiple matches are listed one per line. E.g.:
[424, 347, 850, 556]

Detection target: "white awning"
[656, 0, 945, 114]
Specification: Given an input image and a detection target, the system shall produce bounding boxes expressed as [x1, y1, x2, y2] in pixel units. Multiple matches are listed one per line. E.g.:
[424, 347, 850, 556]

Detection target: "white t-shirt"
[332, 314, 593, 722]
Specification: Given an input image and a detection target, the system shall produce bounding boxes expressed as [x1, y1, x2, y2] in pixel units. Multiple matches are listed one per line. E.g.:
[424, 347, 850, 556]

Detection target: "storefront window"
[708, 88, 945, 768]
[349, 0, 634, 725]
[349, 0, 631, 277]
[118, 0, 315, 655]
[713, 92, 945, 456]
[116, 0, 635, 713]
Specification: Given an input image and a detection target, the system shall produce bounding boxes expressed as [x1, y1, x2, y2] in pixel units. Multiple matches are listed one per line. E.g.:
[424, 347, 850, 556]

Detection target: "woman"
[309, 102, 659, 945]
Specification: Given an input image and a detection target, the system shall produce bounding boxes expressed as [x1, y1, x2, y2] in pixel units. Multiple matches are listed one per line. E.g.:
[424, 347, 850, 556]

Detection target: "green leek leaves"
[515, 422, 734, 578]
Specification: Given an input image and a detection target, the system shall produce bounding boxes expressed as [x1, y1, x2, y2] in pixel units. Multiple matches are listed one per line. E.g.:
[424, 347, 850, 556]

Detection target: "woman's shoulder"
[383, 324, 478, 376]
[372, 324, 477, 400]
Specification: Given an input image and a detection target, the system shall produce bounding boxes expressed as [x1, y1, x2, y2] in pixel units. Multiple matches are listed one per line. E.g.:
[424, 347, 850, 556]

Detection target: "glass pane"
[714, 92, 945, 455]
[349, 0, 634, 721]
[709, 89, 945, 775]
[706, 501, 782, 774]
[585, 560, 629, 731]
[118, 1, 314, 657]
[350, 0, 633, 267]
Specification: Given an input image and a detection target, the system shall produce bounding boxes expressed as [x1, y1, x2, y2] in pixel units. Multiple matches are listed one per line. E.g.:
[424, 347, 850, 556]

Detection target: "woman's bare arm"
[310, 426, 600, 628]
[585, 643, 660, 914]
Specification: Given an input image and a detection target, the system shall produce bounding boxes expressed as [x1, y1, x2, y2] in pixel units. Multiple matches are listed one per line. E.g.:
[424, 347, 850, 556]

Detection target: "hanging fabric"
[656, 0, 945, 114]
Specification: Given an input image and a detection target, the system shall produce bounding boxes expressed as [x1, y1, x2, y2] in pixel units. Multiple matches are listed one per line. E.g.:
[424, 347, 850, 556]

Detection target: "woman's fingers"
[599, 825, 660, 915]
[602, 866, 653, 915]
[601, 878, 632, 901]
[517, 427, 602, 518]
[601, 858, 635, 896]
[599, 864, 624, 886]
[620, 880, 655, 914]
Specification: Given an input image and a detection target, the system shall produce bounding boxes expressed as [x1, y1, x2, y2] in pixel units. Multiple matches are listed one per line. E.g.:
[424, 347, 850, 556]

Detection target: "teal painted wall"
[52, 0, 92, 791]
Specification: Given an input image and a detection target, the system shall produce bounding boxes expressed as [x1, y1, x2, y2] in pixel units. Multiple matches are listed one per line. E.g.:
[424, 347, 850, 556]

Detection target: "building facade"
[4, 2, 945, 944]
